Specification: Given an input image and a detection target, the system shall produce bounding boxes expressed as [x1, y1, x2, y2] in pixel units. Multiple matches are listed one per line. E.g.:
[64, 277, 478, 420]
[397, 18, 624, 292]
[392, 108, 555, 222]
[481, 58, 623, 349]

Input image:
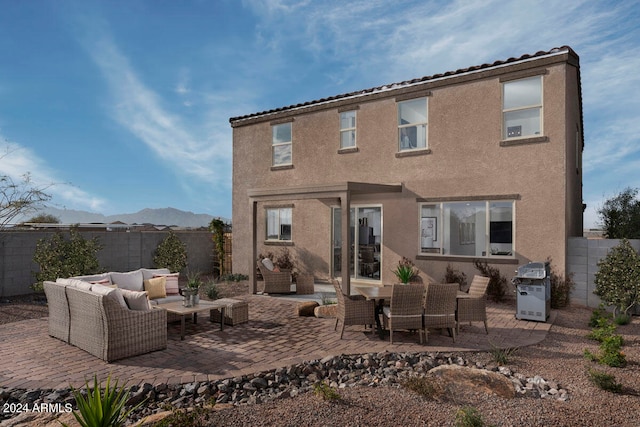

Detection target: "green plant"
[599, 335, 626, 367]
[392, 257, 419, 284]
[153, 231, 188, 273]
[443, 264, 467, 290]
[547, 258, 575, 308]
[593, 238, 640, 317]
[154, 405, 212, 427]
[455, 406, 487, 427]
[320, 292, 336, 305]
[488, 341, 518, 365]
[205, 279, 219, 300]
[208, 218, 227, 278]
[587, 368, 623, 393]
[401, 376, 438, 400]
[312, 381, 341, 401]
[614, 312, 632, 325]
[63, 374, 143, 427]
[32, 227, 103, 292]
[473, 260, 507, 302]
[586, 321, 617, 342]
[186, 271, 202, 289]
[220, 273, 249, 282]
[589, 305, 612, 327]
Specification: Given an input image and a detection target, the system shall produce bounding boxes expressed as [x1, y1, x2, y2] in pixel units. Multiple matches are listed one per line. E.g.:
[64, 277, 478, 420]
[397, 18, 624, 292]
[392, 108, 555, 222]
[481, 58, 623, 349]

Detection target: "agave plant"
[63, 374, 144, 427]
[392, 257, 419, 284]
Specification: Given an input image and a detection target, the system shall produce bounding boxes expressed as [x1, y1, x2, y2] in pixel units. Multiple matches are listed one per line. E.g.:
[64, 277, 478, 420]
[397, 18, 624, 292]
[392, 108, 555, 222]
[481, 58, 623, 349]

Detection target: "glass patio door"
[332, 206, 382, 281]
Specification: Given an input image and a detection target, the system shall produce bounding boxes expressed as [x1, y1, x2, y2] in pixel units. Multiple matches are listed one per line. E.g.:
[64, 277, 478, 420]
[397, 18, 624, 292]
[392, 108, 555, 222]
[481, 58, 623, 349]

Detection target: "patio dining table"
[354, 285, 392, 339]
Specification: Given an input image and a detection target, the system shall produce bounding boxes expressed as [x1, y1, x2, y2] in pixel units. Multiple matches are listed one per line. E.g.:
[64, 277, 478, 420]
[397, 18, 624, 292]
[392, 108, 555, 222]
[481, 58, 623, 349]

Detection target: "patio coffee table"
[159, 300, 227, 340]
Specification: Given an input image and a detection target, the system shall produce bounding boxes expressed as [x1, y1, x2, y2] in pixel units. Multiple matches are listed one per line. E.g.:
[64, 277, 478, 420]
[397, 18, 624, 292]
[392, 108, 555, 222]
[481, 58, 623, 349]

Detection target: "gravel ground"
[2, 283, 639, 426]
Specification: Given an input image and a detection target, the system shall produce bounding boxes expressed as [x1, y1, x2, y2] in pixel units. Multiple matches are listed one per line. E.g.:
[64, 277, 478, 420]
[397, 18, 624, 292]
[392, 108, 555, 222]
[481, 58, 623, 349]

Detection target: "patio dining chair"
[382, 283, 425, 344]
[333, 281, 376, 339]
[456, 275, 491, 334]
[423, 283, 458, 343]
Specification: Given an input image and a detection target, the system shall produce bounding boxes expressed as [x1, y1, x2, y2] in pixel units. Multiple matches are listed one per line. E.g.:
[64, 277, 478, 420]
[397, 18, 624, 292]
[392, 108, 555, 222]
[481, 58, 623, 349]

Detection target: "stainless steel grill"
[512, 262, 551, 322]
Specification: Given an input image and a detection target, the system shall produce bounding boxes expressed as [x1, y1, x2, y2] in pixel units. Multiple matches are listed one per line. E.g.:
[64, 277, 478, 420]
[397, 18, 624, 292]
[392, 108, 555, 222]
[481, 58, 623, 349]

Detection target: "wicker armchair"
[257, 261, 292, 294]
[423, 283, 458, 343]
[333, 281, 375, 339]
[456, 275, 491, 334]
[382, 283, 425, 344]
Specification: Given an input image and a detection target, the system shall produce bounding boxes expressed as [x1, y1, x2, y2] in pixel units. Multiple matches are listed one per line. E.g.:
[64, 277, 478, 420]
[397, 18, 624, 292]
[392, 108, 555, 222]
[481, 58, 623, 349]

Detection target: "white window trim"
[272, 123, 292, 167]
[397, 97, 428, 152]
[339, 110, 357, 149]
[265, 207, 292, 242]
[418, 200, 516, 258]
[502, 76, 543, 140]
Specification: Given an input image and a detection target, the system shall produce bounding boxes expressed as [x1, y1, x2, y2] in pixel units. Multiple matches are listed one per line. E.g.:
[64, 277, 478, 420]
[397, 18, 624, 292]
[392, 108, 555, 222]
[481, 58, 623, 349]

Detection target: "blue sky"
[0, 0, 638, 228]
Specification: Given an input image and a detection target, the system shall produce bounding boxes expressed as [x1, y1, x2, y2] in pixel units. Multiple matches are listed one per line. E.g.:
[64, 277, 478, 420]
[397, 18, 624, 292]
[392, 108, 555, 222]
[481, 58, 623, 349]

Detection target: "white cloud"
[83, 33, 231, 188]
[0, 139, 106, 213]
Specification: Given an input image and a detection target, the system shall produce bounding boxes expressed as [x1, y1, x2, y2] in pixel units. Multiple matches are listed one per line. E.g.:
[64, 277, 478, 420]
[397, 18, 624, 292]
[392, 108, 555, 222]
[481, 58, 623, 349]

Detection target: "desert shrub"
[593, 238, 640, 317]
[154, 405, 212, 427]
[587, 368, 623, 393]
[547, 258, 575, 308]
[312, 381, 341, 401]
[586, 321, 617, 342]
[204, 279, 219, 300]
[32, 227, 103, 291]
[153, 231, 188, 273]
[589, 305, 612, 327]
[599, 335, 626, 367]
[443, 264, 467, 290]
[455, 406, 487, 427]
[220, 273, 248, 282]
[488, 342, 518, 366]
[401, 375, 438, 400]
[392, 257, 419, 284]
[473, 260, 507, 302]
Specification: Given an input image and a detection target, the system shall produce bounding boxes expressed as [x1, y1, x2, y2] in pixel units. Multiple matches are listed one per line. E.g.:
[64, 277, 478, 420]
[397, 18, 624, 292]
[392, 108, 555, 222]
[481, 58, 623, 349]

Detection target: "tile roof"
[229, 46, 577, 124]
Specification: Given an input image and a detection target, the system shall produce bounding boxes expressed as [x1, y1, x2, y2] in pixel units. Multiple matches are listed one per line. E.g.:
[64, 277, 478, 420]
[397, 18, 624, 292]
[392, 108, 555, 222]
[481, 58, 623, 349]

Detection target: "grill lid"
[515, 262, 548, 279]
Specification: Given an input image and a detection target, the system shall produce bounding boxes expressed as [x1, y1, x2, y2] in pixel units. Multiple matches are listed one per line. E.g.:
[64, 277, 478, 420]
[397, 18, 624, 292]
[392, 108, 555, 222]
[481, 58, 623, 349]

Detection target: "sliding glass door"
[332, 206, 382, 281]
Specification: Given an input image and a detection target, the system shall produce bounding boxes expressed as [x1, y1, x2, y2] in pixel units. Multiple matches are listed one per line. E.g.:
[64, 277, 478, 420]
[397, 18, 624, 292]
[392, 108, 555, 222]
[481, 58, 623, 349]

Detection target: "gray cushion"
[91, 284, 128, 309]
[149, 295, 183, 305]
[110, 270, 144, 292]
[120, 289, 151, 311]
[140, 268, 171, 280]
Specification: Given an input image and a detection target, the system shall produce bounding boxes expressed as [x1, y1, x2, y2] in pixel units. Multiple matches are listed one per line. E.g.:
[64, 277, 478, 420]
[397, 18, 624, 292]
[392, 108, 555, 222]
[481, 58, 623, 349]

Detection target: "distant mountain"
[35, 207, 228, 228]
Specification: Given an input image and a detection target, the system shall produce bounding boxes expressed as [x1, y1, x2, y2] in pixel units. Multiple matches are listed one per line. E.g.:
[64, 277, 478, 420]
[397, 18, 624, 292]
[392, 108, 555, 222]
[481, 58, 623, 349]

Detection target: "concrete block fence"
[568, 237, 640, 308]
[0, 230, 217, 297]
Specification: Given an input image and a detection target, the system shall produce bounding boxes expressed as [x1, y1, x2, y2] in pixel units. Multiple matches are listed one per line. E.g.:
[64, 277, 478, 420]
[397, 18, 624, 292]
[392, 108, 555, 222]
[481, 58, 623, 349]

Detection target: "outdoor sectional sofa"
[43, 268, 182, 362]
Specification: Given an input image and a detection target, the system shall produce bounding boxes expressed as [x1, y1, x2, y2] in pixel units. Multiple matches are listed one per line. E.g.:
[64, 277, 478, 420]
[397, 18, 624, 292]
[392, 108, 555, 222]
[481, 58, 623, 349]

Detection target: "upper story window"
[398, 97, 428, 151]
[266, 207, 292, 241]
[503, 76, 542, 139]
[272, 122, 292, 166]
[420, 200, 514, 257]
[339, 110, 356, 148]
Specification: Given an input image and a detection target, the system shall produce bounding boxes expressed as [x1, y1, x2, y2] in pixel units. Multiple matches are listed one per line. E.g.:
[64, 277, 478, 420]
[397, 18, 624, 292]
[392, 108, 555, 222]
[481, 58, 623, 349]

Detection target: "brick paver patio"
[0, 295, 553, 390]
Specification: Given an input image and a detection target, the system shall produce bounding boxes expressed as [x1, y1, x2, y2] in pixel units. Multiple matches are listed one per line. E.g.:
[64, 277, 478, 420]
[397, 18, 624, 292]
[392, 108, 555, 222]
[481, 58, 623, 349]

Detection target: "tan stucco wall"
[232, 52, 583, 286]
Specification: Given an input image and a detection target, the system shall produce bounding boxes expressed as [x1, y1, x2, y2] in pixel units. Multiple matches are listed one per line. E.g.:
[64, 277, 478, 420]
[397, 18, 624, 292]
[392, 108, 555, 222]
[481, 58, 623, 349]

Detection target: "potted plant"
[392, 257, 419, 284]
[183, 271, 203, 306]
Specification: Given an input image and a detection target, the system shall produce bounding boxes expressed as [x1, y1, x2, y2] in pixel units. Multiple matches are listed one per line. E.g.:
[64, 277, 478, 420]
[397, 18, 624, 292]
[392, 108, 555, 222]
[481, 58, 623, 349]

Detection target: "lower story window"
[266, 207, 292, 241]
[420, 200, 514, 257]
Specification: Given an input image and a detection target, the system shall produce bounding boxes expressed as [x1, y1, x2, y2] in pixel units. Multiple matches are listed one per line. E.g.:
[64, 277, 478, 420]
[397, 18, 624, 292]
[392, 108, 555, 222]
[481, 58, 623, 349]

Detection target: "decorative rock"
[425, 364, 516, 402]
[314, 304, 337, 318]
[296, 301, 319, 316]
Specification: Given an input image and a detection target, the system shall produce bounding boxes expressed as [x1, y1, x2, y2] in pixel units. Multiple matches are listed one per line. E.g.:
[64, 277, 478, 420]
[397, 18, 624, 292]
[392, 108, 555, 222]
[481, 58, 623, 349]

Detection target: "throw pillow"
[154, 273, 180, 295]
[120, 289, 151, 311]
[91, 284, 128, 308]
[144, 276, 167, 299]
[90, 278, 115, 287]
[110, 270, 144, 292]
[261, 257, 275, 271]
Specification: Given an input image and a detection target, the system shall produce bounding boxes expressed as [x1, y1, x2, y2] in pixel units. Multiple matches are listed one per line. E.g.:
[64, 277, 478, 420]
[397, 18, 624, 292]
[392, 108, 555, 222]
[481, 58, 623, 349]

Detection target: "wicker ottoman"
[296, 273, 315, 295]
[209, 298, 249, 326]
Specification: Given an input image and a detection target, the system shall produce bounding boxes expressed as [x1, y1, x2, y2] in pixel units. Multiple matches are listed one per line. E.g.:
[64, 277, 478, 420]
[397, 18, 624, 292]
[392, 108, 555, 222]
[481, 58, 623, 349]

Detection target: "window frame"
[397, 97, 428, 151]
[502, 76, 543, 140]
[418, 200, 515, 258]
[339, 110, 357, 149]
[265, 207, 292, 242]
[271, 122, 292, 166]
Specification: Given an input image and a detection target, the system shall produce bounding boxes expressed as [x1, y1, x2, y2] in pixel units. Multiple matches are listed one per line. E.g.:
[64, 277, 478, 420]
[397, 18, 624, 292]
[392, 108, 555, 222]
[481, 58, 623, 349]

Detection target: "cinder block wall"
[568, 237, 640, 308]
[0, 230, 215, 297]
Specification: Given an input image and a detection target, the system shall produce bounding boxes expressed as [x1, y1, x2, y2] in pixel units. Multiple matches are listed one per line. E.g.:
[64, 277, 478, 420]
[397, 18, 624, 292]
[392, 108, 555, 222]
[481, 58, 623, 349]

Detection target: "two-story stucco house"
[230, 46, 584, 295]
